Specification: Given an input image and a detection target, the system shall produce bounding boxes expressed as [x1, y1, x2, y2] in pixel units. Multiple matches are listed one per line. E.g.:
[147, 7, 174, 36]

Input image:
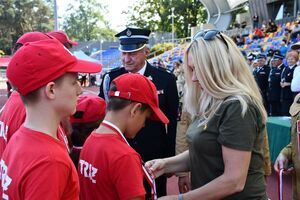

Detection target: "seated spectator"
[253, 28, 265, 39]
[266, 19, 277, 33]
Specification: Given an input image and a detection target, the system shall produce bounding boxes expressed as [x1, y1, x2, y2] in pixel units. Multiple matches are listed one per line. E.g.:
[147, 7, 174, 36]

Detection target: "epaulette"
[156, 66, 172, 74]
[108, 66, 123, 73]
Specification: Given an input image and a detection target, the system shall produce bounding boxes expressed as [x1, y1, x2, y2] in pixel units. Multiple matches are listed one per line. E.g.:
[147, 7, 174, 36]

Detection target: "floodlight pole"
[171, 7, 175, 44]
[54, 0, 58, 30]
[100, 40, 103, 65]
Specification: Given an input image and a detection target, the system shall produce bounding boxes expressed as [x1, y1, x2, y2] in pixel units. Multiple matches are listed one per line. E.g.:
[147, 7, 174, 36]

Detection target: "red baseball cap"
[7, 39, 102, 96]
[16, 32, 52, 45]
[108, 73, 169, 124]
[48, 30, 78, 46]
[70, 95, 106, 123]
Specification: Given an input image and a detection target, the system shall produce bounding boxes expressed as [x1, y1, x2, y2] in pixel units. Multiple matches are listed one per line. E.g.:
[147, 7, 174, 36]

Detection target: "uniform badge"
[126, 29, 132, 37]
[157, 89, 164, 94]
[147, 76, 153, 81]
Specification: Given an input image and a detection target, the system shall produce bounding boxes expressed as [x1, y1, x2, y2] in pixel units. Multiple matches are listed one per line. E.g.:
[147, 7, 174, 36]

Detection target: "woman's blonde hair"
[183, 31, 267, 126]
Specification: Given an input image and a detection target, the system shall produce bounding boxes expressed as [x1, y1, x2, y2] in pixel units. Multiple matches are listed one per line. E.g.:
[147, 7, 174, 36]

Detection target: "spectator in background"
[266, 19, 277, 33]
[291, 42, 300, 96]
[146, 30, 268, 199]
[253, 13, 259, 29]
[253, 54, 270, 113]
[246, 52, 256, 67]
[280, 40, 289, 56]
[281, 50, 298, 116]
[253, 28, 265, 39]
[268, 53, 285, 116]
[266, 49, 274, 66]
[261, 20, 267, 32]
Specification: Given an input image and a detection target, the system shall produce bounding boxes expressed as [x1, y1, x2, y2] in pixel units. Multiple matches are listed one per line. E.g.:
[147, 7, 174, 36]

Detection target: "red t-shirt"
[79, 132, 145, 200]
[0, 91, 69, 157]
[0, 126, 79, 200]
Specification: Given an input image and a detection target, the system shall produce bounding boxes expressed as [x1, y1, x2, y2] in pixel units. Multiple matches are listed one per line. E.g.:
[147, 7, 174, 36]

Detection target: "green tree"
[126, 0, 206, 38]
[0, 0, 53, 54]
[62, 0, 115, 42]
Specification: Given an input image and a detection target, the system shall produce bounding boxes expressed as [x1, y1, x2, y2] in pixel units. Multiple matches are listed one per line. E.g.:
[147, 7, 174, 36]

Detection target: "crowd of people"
[0, 20, 299, 200]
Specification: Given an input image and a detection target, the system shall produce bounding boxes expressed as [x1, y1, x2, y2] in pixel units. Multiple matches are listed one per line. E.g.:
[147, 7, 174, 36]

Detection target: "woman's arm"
[183, 146, 250, 200]
[145, 150, 190, 178]
[159, 146, 251, 200]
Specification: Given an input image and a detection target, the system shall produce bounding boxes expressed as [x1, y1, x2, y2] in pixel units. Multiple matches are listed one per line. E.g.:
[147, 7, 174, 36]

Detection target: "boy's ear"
[44, 82, 56, 99]
[130, 102, 143, 117]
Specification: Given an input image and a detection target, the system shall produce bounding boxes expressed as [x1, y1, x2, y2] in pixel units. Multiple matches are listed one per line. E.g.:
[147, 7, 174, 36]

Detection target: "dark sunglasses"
[193, 29, 229, 49]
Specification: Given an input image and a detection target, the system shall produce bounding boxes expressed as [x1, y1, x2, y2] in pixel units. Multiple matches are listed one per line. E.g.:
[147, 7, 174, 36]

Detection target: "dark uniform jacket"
[281, 65, 297, 100]
[253, 65, 270, 95]
[253, 65, 270, 110]
[99, 62, 179, 162]
[268, 63, 285, 101]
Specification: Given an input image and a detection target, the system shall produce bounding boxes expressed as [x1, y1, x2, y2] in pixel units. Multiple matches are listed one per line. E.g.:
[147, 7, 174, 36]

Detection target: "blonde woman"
[146, 30, 268, 200]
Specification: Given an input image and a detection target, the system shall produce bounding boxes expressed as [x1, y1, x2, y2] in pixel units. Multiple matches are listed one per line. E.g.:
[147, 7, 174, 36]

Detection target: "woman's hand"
[145, 159, 166, 178]
[178, 175, 191, 193]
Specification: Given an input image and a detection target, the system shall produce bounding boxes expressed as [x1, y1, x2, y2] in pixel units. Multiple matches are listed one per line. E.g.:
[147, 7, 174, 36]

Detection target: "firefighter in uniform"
[268, 53, 285, 116]
[99, 27, 179, 198]
[253, 53, 270, 114]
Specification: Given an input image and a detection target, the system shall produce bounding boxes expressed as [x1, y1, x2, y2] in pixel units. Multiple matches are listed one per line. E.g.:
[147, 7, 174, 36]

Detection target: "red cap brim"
[68, 59, 102, 73]
[150, 105, 169, 124]
[68, 39, 78, 46]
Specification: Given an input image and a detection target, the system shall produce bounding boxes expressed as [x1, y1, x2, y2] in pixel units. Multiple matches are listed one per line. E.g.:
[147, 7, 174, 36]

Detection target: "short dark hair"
[20, 73, 68, 105]
[107, 82, 149, 111]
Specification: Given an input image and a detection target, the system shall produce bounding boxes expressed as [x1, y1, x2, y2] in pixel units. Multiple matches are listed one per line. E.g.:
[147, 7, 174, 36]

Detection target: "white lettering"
[0, 160, 11, 200]
[78, 159, 98, 184]
[0, 121, 8, 142]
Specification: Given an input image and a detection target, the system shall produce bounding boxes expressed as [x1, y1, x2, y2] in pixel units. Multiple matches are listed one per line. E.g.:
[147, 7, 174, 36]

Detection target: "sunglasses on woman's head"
[193, 29, 229, 49]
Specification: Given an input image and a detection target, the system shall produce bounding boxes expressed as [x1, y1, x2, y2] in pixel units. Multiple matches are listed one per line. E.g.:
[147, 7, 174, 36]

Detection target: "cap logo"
[114, 91, 120, 96]
[126, 29, 132, 37]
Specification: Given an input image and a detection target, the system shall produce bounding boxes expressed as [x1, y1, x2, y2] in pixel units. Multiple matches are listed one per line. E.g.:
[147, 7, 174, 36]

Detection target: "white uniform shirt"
[291, 66, 300, 92]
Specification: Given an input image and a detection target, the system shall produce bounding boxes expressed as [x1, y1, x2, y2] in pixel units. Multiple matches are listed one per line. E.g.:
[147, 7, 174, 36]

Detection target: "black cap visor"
[119, 43, 146, 52]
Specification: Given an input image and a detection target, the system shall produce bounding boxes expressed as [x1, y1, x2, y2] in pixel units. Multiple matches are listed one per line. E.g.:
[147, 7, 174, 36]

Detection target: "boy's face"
[53, 73, 82, 117]
[125, 106, 152, 139]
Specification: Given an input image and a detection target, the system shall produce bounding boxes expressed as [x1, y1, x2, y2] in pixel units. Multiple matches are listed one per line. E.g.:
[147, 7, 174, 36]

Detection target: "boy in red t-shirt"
[0, 31, 78, 157]
[78, 73, 169, 200]
[0, 39, 101, 199]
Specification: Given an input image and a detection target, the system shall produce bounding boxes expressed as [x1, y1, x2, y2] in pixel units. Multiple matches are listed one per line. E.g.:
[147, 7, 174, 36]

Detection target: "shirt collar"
[137, 61, 147, 75]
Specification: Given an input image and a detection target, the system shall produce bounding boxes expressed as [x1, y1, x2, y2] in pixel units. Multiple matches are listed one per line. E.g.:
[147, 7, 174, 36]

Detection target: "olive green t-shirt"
[186, 99, 267, 200]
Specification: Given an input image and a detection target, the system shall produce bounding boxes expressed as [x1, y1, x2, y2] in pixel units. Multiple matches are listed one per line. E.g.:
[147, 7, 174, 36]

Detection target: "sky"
[56, 0, 137, 31]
